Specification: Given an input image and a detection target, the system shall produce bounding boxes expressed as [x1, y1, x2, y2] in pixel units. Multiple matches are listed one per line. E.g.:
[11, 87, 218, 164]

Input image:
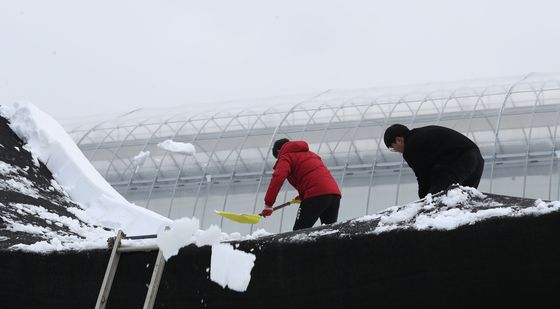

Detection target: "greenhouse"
[68, 73, 560, 234]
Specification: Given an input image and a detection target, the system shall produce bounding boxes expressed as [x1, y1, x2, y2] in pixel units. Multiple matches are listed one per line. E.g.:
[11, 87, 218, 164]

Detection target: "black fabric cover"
[1, 209, 558, 308]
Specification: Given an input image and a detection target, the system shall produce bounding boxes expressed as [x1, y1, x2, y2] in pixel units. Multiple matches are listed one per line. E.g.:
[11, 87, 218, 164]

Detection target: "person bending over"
[383, 124, 484, 198]
[262, 138, 342, 230]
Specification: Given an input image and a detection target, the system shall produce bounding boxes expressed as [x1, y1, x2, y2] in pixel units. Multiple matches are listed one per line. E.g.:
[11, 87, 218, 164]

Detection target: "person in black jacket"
[383, 124, 484, 198]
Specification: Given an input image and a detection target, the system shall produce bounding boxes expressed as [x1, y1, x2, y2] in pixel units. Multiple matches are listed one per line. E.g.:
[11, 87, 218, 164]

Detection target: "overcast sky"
[1, 0, 559, 124]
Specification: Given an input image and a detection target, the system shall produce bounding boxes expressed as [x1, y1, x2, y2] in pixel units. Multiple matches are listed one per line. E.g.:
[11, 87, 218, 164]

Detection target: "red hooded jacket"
[264, 141, 341, 207]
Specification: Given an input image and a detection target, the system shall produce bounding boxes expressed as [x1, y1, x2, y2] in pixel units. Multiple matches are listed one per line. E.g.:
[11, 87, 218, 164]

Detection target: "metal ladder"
[95, 230, 166, 309]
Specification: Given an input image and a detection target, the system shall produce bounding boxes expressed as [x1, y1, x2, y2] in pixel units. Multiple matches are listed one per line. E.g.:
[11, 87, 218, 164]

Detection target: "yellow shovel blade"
[214, 210, 262, 224]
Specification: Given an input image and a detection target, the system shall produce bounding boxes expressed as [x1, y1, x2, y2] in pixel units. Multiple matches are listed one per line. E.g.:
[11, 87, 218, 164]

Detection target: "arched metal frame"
[68, 74, 560, 234]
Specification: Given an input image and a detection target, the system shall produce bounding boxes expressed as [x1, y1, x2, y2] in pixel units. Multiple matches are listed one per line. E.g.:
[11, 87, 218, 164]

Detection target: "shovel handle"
[260, 199, 299, 216]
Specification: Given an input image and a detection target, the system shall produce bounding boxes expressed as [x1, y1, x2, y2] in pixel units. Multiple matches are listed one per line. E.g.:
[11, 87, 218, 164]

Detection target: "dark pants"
[293, 194, 341, 231]
[429, 149, 484, 195]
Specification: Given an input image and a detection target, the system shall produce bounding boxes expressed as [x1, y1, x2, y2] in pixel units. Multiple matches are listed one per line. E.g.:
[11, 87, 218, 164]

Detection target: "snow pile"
[156, 217, 256, 292]
[354, 186, 560, 233]
[0, 102, 171, 236]
[157, 139, 195, 155]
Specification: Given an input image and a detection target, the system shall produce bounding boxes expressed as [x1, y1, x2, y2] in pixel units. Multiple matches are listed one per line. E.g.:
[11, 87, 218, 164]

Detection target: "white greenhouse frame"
[69, 73, 560, 234]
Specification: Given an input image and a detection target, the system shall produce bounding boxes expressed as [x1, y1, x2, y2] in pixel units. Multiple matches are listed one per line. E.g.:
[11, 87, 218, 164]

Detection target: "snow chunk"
[156, 217, 199, 260]
[521, 199, 560, 215]
[157, 139, 195, 155]
[132, 150, 150, 173]
[210, 243, 255, 292]
[441, 186, 486, 206]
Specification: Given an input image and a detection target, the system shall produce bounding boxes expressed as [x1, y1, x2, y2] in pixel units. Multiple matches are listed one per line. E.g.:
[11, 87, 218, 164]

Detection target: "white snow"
[0, 160, 18, 174]
[354, 186, 560, 234]
[414, 207, 514, 230]
[210, 243, 256, 292]
[2, 177, 41, 199]
[195, 225, 222, 247]
[240, 228, 273, 240]
[156, 217, 200, 260]
[4, 202, 114, 252]
[440, 187, 485, 206]
[521, 199, 560, 215]
[379, 203, 423, 225]
[157, 139, 196, 155]
[132, 150, 150, 173]
[0, 102, 171, 237]
[286, 228, 339, 242]
[155, 217, 257, 292]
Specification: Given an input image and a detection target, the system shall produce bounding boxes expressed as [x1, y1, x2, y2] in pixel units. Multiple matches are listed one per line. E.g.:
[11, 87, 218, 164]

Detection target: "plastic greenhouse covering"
[68, 73, 560, 234]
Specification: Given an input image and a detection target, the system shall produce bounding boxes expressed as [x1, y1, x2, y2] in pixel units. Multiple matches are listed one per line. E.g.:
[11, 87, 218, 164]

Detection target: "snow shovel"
[215, 199, 300, 224]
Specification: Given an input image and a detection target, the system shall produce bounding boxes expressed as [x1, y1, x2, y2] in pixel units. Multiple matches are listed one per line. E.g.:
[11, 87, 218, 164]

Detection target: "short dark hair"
[272, 138, 289, 158]
[384, 124, 409, 148]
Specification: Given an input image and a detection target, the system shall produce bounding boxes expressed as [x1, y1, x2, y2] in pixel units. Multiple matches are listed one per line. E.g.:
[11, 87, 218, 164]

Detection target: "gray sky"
[1, 0, 559, 124]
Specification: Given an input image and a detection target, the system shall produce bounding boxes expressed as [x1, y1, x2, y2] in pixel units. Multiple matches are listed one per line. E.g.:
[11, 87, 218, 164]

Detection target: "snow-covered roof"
[2, 100, 560, 296]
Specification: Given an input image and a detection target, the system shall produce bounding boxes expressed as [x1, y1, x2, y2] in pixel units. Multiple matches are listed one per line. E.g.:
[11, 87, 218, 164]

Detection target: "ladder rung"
[117, 244, 159, 253]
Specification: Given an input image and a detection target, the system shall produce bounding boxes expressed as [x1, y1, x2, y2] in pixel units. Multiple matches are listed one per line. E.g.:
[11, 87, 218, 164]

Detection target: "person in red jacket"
[262, 138, 342, 230]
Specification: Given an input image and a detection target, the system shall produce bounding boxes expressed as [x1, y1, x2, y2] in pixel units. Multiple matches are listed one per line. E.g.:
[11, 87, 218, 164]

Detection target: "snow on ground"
[157, 139, 195, 155]
[0, 102, 171, 236]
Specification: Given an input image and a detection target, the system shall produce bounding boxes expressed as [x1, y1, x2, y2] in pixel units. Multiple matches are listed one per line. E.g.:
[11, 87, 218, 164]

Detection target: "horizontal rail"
[117, 245, 159, 253]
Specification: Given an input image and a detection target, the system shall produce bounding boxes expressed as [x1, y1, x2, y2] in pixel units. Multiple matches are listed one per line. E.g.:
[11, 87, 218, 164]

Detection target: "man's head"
[272, 138, 290, 158]
[384, 124, 409, 153]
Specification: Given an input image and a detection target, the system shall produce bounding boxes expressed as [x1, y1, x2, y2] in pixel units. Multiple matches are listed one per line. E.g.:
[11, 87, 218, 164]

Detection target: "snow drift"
[0, 102, 170, 250]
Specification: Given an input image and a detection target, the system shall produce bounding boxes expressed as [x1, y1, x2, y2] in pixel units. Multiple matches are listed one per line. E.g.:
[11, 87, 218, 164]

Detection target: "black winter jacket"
[402, 126, 480, 197]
